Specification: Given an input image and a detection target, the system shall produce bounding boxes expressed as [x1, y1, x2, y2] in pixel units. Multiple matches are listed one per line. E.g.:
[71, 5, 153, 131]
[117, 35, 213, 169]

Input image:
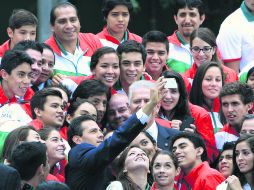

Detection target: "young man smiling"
[30, 88, 64, 130]
[66, 78, 165, 190]
[0, 50, 34, 124]
[167, 0, 205, 73]
[114, 40, 152, 94]
[46, 2, 102, 81]
[0, 9, 37, 60]
[171, 132, 224, 190]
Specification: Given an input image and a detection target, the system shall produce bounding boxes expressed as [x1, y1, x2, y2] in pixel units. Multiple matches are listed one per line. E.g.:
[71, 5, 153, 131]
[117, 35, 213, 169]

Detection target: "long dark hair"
[233, 134, 254, 186]
[2, 125, 36, 163]
[159, 70, 191, 120]
[189, 62, 224, 110]
[117, 146, 149, 190]
[190, 27, 219, 63]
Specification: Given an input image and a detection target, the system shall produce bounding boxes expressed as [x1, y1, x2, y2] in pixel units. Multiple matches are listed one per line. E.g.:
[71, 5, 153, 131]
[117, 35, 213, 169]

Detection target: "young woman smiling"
[189, 62, 224, 133]
[184, 27, 238, 84]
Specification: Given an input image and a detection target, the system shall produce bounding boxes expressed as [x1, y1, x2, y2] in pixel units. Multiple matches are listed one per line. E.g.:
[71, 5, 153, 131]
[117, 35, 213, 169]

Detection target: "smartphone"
[163, 78, 177, 89]
[180, 117, 194, 131]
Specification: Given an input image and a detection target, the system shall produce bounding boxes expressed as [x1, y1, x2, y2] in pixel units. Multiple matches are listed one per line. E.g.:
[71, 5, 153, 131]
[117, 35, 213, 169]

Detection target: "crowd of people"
[0, 0, 254, 190]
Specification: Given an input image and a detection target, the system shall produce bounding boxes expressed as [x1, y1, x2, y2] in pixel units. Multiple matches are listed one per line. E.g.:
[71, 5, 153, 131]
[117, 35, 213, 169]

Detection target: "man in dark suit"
[0, 164, 21, 190]
[65, 78, 165, 190]
[129, 80, 179, 150]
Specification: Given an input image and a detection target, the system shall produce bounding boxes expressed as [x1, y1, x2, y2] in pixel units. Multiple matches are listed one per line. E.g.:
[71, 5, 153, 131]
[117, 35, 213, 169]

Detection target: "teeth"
[105, 76, 114, 81]
[127, 74, 136, 77]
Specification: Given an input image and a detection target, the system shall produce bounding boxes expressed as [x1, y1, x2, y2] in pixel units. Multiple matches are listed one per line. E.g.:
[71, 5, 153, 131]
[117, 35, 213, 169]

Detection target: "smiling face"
[218, 149, 233, 178]
[26, 48, 42, 84]
[235, 141, 254, 174]
[8, 25, 37, 49]
[152, 154, 178, 188]
[45, 130, 66, 167]
[130, 87, 150, 113]
[78, 120, 104, 147]
[106, 5, 130, 38]
[51, 5, 80, 44]
[172, 137, 203, 174]
[201, 66, 223, 100]
[108, 94, 131, 129]
[36, 96, 64, 128]
[1, 62, 32, 99]
[124, 147, 150, 173]
[92, 52, 120, 87]
[161, 85, 180, 112]
[36, 48, 54, 84]
[120, 52, 144, 87]
[174, 7, 205, 42]
[191, 37, 215, 67]
[145, 42, 168, 79]
[131, 132, 157, 161]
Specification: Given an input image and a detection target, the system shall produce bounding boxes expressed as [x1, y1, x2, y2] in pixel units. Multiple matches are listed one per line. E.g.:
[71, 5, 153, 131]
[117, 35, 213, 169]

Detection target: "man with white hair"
[129, 80, 179, 150]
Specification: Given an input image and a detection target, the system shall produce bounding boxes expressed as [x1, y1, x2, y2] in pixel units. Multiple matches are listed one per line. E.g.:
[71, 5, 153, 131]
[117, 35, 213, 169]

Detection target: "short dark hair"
[10, 142, 47, 181]
[159, 70, 191, 120]
[67, 99, 97, 118]
[173, 0, 206, 16]
[8, 9, 38, 30]
[0, 50, 33, 74]
[1, 126, 37, 163]
[48, 83, 72, 103]
[37, 181, 70, 190]
[219, 82, 254, 105]
[142, 30, 169, 53]
[50, 2, 79, 26]
[67, 115, 97, 148]
[221, 141, 235, 152]
[102, 0, 133, 18]
[242, 114, 254, 124]
[190, 62, 224, 109]
[213, 141, 235, 169]
[170, 132, 208, 161]
[117, 40, 147, 63]
[41, 43, 55, 63]
[246, 66, 254, 83]
[13, 40, 43, 54]
[90, 47, 117, 71]
[72, 79, 110, 102]
[190, 27, 219, 62]
[30, 88, 62, 119]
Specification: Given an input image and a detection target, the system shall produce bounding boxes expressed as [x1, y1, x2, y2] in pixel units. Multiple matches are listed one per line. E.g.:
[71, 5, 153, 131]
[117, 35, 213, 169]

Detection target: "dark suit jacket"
[156, 123, 180, 151]
[0, 164, 21, 190]
[66, 114, 146, 190]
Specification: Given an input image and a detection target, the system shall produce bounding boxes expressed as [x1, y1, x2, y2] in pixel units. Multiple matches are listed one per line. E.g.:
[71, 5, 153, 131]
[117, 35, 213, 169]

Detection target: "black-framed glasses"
[190, 46, 213, 54]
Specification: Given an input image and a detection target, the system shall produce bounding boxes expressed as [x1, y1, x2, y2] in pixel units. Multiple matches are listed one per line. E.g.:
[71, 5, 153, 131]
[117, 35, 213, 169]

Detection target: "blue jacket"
[0, 164, 21, 190]
[66, 114, 146, 190]
[156, 123, 179, 151]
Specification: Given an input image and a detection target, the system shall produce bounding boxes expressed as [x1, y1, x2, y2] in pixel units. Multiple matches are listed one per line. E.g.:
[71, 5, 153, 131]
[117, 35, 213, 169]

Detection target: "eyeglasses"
[190, 46, 213, 54]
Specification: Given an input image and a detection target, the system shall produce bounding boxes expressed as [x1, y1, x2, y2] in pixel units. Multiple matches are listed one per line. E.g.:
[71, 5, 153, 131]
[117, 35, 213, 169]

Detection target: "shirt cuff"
[136, 109, 150, 125]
